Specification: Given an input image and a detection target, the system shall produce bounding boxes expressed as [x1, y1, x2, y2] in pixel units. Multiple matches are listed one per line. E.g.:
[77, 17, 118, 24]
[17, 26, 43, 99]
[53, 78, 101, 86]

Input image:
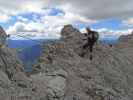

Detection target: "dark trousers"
[83, 42, 94, 52]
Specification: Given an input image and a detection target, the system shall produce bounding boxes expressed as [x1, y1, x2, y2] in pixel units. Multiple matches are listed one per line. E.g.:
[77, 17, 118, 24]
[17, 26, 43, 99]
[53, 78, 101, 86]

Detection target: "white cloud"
[1, 0, 133, 20]
[17, 16, 29, 22]
[26, 22, 44, 33]
[95, 28, 133, 39]
[0, 0, 49, 17]
[123, 18, 133, 26]
[51, 0, 133, 19]
[4, 0, 130, 20]
[40, 12, 96, 34]
[79, 27, 133, 39]
[20, 1, 47, 13]
[64, 12, 96, 23]
[6, 20, 61, 39]
[96, 28, 109, 33]
[7, 22, 25, 35]
[0, 0, 96, 39]
[1, 0, 133, 40]
[0, 13, 11, 22]
[7, 21, 44, 34]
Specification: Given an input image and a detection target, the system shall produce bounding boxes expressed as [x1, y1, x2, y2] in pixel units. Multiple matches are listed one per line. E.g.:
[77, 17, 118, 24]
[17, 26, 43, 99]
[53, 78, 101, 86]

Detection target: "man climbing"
[81, 27, 99, 60]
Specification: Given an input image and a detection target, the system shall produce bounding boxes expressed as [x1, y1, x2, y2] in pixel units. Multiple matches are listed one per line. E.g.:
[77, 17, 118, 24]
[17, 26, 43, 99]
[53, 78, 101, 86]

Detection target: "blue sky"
[0, 0, 133, 39]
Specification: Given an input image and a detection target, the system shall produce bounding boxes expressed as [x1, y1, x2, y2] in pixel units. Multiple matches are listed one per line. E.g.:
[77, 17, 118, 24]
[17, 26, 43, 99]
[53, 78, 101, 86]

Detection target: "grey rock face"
[32, 25, 133, 100]
[0, 25, 133, 100]
[0, 27, 36, 100]
[0, 26, 8, 46]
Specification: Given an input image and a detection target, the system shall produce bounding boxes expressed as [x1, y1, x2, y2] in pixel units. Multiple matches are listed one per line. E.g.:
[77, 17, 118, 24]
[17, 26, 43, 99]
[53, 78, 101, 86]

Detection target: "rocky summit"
[0, 25, 133, 100]
[32, 25, 133, 100]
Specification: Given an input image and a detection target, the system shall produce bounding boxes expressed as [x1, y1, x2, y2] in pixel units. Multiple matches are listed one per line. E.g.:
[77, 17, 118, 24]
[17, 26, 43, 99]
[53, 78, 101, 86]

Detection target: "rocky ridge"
[0, 25, 133, 100]
[32, 25, 133, 100]
[0, 26, 36, 100]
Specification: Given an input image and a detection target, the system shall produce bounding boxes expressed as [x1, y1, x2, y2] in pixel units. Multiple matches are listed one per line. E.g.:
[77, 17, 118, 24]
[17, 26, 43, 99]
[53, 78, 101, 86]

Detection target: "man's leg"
[80, 42, 89, 57]
[89, 44, 93, 60]
[80, 47, 88, 57]
[89, 45, 93, 52]
[83, 41, 90, 49]
[90, 54, 93, 60]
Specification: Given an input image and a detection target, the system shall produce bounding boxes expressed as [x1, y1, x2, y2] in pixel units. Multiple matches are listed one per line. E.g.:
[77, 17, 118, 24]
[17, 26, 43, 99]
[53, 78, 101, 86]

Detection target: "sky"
[0, 0, 133, 39]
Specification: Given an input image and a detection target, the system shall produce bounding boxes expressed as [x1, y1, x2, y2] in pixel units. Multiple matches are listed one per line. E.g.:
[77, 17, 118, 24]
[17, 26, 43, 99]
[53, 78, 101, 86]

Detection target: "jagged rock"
[0, 25, 133, 100]
[47, 76, 66, 98]
[0, 70, 11, 87]
[32, 25, 133, 100]
[31, 68, 67, 100]
[0, 26, 8, 47]
[119, 32, 133, 43]
[0, 26, 37, 100]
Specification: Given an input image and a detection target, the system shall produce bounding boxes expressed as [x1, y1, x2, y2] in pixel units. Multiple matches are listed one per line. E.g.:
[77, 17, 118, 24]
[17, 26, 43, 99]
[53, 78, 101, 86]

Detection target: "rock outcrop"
[32, 25, 133, 100]
[0, 26, 7, 47]
[0, 25, 133, 100]
[0, 26, 36, 100]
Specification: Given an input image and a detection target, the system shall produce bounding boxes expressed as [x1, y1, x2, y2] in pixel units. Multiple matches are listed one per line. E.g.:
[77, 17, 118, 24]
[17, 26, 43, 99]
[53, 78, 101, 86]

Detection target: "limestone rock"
[0, 26, 8, 46]
[1, 25, 133, 100]
[0, 27, 36, 100]
[32, 25, 133, 100]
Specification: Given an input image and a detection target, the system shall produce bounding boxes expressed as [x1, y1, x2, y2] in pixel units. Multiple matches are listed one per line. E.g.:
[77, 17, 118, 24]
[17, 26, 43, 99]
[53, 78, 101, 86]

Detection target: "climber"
[81, 27, 99, 60]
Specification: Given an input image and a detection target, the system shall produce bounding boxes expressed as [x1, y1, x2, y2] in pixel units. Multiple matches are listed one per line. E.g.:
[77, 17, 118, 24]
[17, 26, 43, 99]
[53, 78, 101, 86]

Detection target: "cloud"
[1, 0, 133, 40]
[6, 20, 61, 39]
[1, 0, 133, 20]
[0, 0, 96, 39]
[80, 27, 132, 39]
[96, 28, 133, 39]
[64, 12, 96, 23]
[7, 21, 44, 34]
[123, 18, 133, 26]
[6, 7, 96, 39]
[51, 0, 133, 19]
[17, 16, 29, 22]
[0, 0, 49, 16]
[0, 13, 11, 22]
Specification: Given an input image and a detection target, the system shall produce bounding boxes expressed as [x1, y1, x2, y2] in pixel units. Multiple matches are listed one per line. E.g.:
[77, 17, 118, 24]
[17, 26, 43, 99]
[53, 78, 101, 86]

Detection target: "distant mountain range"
[6, 38, 118, 71]
[100, 37, 118, 44]
[7, 39, 56, 71]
